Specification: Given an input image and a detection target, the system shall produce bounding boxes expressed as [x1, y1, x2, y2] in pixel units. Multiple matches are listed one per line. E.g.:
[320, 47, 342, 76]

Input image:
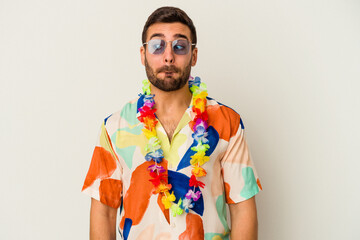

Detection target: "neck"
[150, 83, 192, 114]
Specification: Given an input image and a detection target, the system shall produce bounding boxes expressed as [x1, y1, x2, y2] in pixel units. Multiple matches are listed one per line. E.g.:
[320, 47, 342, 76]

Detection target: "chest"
[156, 113, 184, 142]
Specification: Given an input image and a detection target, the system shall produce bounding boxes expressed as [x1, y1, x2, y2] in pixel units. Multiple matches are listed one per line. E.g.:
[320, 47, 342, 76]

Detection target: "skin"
[90, 198, 117, 240]
[89, 22, 258, 240]
[229, 197, 258, 240]
[140, 22, 198, 141]
[141, 22, 197, 93]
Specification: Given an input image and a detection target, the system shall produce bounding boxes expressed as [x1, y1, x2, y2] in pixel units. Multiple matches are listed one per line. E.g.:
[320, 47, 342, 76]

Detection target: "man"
[82, 6, 262, 240]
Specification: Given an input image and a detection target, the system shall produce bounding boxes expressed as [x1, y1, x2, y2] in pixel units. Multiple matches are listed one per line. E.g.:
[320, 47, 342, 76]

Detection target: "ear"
[140, 46, 145, 66]
[191, 47, 198, 66]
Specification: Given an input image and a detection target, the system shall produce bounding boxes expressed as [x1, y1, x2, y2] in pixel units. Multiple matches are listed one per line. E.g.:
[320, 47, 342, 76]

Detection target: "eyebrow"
[149, 33, 165, 39]
[149, 33, 189, 41]
[174, 34, 189, 40]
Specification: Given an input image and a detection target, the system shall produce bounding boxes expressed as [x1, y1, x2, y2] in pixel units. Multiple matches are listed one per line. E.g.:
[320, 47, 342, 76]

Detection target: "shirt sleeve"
[81, 119, 123, 209]
[221, 120, 262, 204]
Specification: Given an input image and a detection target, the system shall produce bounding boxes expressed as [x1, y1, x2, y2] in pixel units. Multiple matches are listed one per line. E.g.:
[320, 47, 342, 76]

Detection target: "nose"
[163, 42, 175, 64]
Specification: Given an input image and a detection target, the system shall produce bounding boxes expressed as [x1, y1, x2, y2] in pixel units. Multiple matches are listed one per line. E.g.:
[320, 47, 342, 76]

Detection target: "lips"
[157, 66, 179, 74]
[164, 72, 174, 77]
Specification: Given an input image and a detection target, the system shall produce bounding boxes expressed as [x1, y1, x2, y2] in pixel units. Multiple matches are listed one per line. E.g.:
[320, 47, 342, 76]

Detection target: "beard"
[145, 57, 192, 92]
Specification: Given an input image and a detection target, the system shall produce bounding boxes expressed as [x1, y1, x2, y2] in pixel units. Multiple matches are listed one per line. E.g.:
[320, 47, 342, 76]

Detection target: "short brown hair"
[142, 6, 197, 46]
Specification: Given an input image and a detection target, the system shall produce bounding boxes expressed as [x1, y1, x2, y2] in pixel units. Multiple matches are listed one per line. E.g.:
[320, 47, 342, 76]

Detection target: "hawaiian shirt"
[82, 94, 262, 240]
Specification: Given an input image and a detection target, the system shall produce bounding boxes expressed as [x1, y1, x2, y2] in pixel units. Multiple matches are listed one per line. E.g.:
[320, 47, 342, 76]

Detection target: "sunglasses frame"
[143, 39, 196, 55]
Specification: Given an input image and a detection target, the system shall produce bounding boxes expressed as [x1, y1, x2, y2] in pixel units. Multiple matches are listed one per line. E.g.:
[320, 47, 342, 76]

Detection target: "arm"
[90, 198, 118, 240]
[229, 196, 258, 240]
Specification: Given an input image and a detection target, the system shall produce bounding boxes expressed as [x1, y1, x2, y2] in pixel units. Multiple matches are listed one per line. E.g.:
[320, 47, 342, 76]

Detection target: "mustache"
[157, 65, 180, 73]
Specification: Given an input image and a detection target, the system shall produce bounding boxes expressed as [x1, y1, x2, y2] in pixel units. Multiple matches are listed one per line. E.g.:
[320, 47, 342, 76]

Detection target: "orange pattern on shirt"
[179, 213, 204, 240]
[82, 146, 117, 191]
[157, 193, 170, 224]
[257, 178, 263, 190]
[206, 105, 240, 142]
[99, 179, 123, 208]
[120, 160, 169, 229]
[224, 182, 235, 204]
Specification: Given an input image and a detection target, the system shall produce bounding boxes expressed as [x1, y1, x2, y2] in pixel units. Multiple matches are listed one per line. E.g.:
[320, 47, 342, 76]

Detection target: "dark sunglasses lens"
[148, 39, 165, 54]
[172, 40, 190, 55]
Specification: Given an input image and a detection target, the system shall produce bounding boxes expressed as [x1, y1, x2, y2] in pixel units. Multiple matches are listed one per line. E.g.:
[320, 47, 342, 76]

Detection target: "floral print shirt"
[82, 95, 262, 240]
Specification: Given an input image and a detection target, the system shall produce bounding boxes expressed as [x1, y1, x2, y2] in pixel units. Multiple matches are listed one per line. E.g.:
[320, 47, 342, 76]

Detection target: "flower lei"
[137, 76, 209, 217]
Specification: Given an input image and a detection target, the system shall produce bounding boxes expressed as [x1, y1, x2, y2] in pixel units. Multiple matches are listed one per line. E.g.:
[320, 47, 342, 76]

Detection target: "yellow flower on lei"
[161, 191, 176, 209]
[190, 151, 210, 166]
[193, 97, 207, 112]
[153, 183, 172, 194]
[192, 165, 207, 177]
[143, 128, 157, 139]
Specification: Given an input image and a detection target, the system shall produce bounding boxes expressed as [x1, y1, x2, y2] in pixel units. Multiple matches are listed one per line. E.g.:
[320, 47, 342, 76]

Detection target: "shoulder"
[206, 96, 243, 126]
[206, 96, 244, 142]
[103, 96, 141, 129]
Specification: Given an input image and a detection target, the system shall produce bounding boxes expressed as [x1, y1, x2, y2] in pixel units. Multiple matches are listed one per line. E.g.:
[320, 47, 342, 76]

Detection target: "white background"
[1, 0, 359, 239]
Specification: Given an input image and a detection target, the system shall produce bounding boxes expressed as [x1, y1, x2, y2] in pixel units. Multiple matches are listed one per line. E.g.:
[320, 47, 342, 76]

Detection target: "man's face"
[140, 22, 198, 92]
